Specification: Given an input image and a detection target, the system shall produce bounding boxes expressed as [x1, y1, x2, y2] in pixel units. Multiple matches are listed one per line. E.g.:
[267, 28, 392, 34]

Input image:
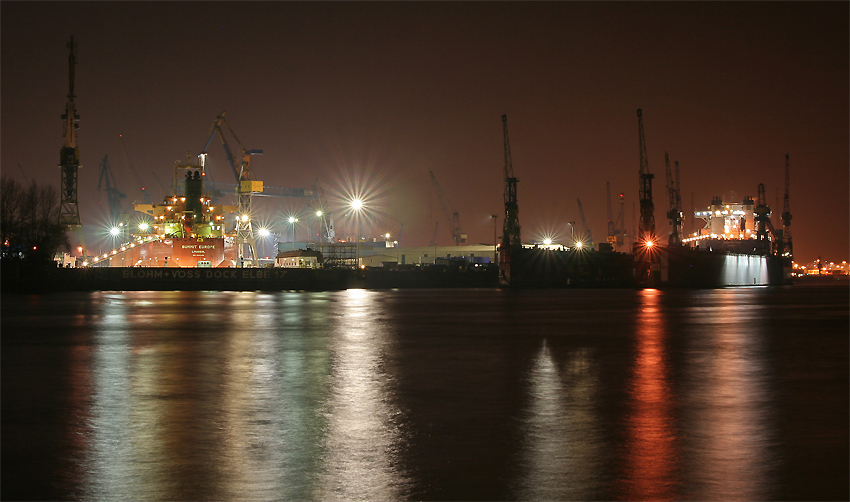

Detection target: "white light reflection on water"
[313, 289, 411, 500]
[516, 341, 603, 500]
[84, 294, 135, 500]
[679, 289, 776, 500]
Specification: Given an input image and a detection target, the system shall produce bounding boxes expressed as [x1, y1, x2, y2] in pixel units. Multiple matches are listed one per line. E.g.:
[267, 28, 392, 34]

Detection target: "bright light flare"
[258, 228, 270, 237]
[575, 241, 583, 249]
[350, 198, 364, 211]
[109, 227, 120, 236]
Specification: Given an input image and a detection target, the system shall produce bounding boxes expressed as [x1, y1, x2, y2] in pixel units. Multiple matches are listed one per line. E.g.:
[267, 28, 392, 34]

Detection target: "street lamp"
[350, 198, 364, 267]
[288, 216, 299, 251]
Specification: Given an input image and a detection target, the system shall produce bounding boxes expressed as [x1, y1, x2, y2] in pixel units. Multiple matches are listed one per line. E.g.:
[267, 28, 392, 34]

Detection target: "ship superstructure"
[682, 195, 777, 255]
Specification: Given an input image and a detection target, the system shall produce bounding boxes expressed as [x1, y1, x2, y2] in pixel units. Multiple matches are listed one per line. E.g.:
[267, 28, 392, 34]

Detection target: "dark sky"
[2, 1, 847, 262]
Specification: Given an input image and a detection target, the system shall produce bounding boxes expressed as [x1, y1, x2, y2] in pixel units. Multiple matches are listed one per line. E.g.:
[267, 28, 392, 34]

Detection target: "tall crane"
[57, 36, 86, 259]
[428, 169, 467, 245]
[199, 112, 263, 267]
[664, 152, 683, 245]
[781, 154, 793, 258]
[617, 192, 627, 250]
[635, 108, 658, 285]
[500, 114, 521, 286]
[576, 198, 594, 248]
[97, 155, 127, 224]
[637, 109, 656, 245]
[58, 36, 82, 229]
[754, 182, 776, 254]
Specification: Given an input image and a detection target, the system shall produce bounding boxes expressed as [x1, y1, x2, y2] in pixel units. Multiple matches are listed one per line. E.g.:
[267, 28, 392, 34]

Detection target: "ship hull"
[662, 246, 787, 287]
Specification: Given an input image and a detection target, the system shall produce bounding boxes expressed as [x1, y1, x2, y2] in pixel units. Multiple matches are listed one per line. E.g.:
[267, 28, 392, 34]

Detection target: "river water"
[2, 284, 847, 501]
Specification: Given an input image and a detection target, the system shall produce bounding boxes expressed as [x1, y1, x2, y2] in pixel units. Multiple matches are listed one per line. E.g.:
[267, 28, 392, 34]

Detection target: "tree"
[1, 174, 69, 263]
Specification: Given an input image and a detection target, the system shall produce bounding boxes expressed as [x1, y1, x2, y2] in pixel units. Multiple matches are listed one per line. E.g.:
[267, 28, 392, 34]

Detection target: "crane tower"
[637, 109, 655, 244]
[199, 112, 263, 267]
[634, 108, 658, 285]
[58, 37, 82, 229]
[781, 154, 792, 258]
[499, 114, 521, 286]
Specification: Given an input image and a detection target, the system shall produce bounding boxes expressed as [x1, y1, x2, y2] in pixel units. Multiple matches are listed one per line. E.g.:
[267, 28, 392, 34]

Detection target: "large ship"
[92, 158, 238, 268]
[660, 190, 791, 286]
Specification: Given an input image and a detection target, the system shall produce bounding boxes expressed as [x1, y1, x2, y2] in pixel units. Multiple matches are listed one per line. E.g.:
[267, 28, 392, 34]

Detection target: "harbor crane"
[500, 114, 521, 286]
[781, 154, 793, 258]
[199, 112, 263, 267]
[635, 108, 658, 285]
[576, 198, 594, 248]
[57, 36, 86, 257]
[428, 169, 467, 245]
[97, 154, 128, 224]
[664, 152, 683, 245]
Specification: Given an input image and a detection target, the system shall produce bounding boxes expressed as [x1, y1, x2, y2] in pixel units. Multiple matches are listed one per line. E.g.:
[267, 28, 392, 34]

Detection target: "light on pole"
[288, 216, 299, 251]
[350, 198, 364, 268]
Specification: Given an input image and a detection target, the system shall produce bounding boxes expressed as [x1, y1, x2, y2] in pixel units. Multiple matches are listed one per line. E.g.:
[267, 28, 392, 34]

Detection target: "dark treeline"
[1, 174, 69, 265]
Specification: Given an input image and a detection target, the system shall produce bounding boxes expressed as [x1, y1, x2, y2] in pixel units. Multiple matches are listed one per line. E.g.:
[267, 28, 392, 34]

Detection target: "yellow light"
[645, 240, 654, 248]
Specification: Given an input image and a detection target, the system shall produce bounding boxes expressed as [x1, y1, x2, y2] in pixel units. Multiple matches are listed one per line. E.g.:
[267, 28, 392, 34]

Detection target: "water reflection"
[313, 289, 411, 500]
[618, 288, 681, 501]
[516, 341, 602, 500]
[680, 289, 775, 500]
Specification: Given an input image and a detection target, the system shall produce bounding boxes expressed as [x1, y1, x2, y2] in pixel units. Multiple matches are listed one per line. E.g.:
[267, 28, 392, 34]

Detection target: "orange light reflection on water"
[618, 288, 681, 501]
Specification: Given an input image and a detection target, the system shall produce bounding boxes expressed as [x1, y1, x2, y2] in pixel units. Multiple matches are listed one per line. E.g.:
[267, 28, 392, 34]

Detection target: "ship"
[91, 157, 239, 268]
[658, 191, 791, 287]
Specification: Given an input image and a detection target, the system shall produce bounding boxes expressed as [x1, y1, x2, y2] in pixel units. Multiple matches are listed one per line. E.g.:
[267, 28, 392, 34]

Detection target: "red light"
[645, 240, 654, 248]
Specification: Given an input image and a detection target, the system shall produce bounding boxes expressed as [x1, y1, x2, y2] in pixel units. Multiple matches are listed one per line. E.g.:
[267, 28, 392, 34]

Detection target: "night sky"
[2, 2, 847, 263]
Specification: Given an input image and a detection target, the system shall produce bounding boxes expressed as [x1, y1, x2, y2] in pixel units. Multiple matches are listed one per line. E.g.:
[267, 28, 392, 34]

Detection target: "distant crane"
[429, 221, 439, 247]
[781, 154, 793, 258]
[664, 152, 683, 245]
[118, 134, 152, 204]
[428, 169, 467, 245]
[617, 192, 627, 250]
[17, 163, 28, 183]
[635, 108, 658, 285]
[97, 155, 127, 223]
[314, 182, 336, 243]
[500, 114, 521, 286]
[576, 198, 594, 248]
[199, 112, 263, 267]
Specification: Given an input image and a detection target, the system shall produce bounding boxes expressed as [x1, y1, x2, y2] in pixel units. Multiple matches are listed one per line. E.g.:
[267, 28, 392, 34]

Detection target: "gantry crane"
[97, 155, 128, 224]
[500, 114, 521, 286]
[781, 154, 793, 258]
[428, 169, 467, 245]
[199, 112, 263, 267]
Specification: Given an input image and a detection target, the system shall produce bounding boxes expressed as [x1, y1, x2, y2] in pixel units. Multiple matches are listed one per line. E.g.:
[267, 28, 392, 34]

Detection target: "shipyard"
[2, 38, 835, 292]
[2, 3, 847, 502]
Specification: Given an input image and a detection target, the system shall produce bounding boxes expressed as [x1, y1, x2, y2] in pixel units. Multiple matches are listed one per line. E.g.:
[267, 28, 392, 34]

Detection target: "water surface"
[2, 285, 847, 500]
